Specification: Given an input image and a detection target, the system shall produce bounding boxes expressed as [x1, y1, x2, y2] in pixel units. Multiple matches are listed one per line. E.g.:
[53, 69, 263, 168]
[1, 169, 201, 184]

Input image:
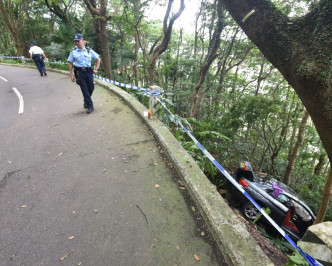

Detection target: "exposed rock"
[298, 221, 332, 266]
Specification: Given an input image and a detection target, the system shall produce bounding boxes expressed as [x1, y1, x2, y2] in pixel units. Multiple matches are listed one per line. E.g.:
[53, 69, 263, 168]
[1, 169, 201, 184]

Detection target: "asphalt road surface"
[0, 65, 226, 265]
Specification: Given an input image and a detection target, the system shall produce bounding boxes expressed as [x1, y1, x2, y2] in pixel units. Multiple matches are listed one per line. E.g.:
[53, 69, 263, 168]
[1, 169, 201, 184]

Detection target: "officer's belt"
[32, 54, 42, 58]
[74, 66, 93, 71]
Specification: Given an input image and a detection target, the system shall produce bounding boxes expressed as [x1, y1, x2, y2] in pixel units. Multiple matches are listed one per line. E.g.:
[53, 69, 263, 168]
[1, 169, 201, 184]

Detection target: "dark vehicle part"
[230, 161, 315, 243]
[242, 202, 261, 220]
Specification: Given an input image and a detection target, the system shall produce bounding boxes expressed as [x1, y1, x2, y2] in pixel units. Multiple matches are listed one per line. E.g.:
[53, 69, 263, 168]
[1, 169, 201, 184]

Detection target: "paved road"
[0, 65, 226, 265]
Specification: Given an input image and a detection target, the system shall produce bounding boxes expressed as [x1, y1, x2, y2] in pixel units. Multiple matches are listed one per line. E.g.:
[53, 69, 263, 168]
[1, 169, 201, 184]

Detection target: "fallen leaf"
[58, 152, 63, 157]
[176, 246, 180, 250]
[68, 236, 75, 240]
[191, 206, 196, 212]
[155, 184, 160, 189]
[194, 254, 200, 261]
[201, 231, 205, 236]
[60, 252, 71, 261]
[102, 168, 107, 173]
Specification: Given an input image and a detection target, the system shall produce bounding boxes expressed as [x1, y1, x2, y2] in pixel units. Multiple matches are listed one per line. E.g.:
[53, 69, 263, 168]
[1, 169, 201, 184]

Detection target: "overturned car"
[229, 161, 315, 242]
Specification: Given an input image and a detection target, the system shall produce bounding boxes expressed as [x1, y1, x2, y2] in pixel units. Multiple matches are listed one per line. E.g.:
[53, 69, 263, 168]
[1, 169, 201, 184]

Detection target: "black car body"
[229, 162, 316, 242]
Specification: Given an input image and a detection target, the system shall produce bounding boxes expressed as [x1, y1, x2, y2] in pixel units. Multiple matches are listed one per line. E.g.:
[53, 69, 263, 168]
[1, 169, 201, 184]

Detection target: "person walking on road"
[68, 33, 100, 114]
[29, 41, 48, 76]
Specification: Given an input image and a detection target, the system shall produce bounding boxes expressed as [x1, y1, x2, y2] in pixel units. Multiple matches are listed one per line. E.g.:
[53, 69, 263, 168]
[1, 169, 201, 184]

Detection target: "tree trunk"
[83, 0, 123, 79]
[189, 0, 224, 117]
[171, 28, 183, 92]
[284, 111, 310, 185]
[314, 153, 326, 175]
[314, 168, 332, 223]
[134, 31, 139, 86]
[44, 0, 69, 24]
[93, 18, 112, 78]
[148, 0, 185, 86]
[0, 0, 26, 56]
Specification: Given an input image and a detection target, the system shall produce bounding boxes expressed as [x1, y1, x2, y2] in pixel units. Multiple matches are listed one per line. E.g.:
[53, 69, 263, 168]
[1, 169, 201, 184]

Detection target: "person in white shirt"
[29, 41, 48, 76]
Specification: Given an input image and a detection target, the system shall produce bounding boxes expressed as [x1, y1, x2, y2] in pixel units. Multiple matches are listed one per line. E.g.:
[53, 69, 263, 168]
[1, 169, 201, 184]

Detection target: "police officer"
[29, 41, 48, 76]
[68, 34, 100, 114]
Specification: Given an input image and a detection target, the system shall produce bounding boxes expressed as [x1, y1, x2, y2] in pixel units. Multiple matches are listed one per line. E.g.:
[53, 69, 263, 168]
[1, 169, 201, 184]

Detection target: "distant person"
[29, 41, 48, 76]
[68, 34, 100, 114]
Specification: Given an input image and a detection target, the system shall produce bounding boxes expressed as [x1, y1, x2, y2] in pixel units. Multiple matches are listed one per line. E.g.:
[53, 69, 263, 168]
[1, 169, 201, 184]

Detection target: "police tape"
[0, 55, 67, 65]
[94, 74, 152, 95]
[0, 55, 30, 60]
[92, 74, 322, 266]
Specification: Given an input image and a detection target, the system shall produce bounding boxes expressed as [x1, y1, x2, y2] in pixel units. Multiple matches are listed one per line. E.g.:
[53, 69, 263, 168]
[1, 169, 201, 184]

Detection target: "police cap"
[73, 33, 84, 41]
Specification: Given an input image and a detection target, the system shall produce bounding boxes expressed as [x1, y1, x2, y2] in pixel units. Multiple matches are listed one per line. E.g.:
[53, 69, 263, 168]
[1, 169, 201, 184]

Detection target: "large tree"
[44, 0, 71, 24]
[122, 0, 151, 86]
[220, 0, 332, 222]
[148, 0, 185, 85]
[189, 0, 225, 118]
[284, 110, 309, 185]
[0, 0, 27, 56]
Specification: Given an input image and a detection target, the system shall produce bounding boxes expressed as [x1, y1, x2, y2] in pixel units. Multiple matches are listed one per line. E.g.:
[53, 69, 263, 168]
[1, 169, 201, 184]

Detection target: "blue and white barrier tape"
[0, 55, 67, 65]
[0, 55, 26, 60]
[94, 74, 154, 96]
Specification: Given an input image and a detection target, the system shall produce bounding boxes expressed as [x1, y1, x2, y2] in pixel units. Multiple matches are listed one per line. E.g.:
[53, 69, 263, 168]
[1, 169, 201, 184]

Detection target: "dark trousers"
[33, 56, 46, 75]
[78, 70, 95, 109]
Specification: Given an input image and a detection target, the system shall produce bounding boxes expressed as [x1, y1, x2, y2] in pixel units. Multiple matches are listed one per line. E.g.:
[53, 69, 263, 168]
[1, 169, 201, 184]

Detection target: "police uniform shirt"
[29, 46, 44, 56]
[68, 47, 99, 67]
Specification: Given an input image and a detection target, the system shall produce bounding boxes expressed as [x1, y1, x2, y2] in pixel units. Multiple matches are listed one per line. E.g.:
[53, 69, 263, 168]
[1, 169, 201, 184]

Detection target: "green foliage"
[220, 95, 280, 135]
[48, 22, 77, 59]
[253, 207, 271, 223]
[258, 226, 295, 254]
[182, 140, 218, 181]
[286, 250, 309, 266]
[291, 172, 332, 220]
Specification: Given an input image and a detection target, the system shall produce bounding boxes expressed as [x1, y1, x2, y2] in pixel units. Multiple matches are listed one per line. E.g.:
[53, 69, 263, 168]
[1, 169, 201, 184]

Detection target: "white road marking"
[12, 87, 24, 114]
[0, 76, 8, 82]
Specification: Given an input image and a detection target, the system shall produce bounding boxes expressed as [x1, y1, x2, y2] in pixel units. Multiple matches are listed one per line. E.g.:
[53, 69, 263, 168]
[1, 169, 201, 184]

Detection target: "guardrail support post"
[149, 85, 163, 115]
